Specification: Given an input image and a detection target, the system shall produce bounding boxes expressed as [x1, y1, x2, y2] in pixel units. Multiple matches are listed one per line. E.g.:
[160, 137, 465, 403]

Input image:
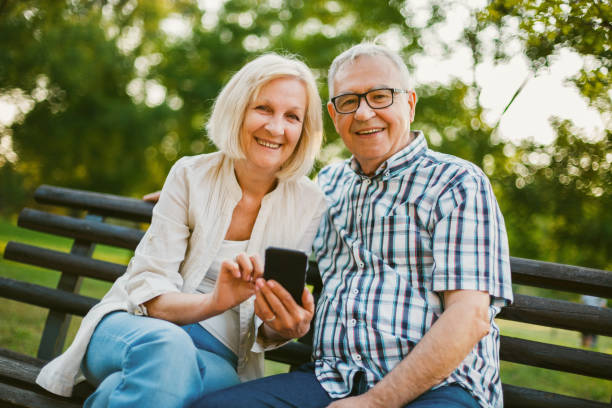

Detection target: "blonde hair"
[206, 53, 323, 180]
[327, 42, 412, 98]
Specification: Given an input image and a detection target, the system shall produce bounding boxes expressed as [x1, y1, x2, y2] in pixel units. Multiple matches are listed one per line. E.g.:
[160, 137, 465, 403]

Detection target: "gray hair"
[327, 42, 412, 98]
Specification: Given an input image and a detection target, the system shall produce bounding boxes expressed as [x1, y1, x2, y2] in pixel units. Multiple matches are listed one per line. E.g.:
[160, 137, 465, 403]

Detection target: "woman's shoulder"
[172, 151, 224, 172]
[287, 176, 324, 195]
[281, 176, 326, 209]
[166, 152, 226, 182]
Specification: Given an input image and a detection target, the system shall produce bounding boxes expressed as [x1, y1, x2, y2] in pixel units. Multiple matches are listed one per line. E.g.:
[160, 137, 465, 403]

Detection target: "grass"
[1, 217, 609, 399]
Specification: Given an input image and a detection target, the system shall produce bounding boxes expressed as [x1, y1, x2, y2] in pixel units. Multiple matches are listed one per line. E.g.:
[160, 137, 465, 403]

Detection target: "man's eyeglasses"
[330, 88, 409, 114]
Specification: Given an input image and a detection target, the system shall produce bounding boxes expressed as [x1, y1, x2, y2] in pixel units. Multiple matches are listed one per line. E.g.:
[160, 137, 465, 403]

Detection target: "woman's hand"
[211, 253, 263, 314]
[254, 279, 315, 340]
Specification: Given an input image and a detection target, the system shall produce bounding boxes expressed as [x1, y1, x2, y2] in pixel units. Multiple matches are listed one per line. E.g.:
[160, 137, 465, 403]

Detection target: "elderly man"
[194, 42, 513, 408]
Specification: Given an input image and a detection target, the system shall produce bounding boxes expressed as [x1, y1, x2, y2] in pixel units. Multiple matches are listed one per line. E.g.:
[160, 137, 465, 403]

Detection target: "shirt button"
[357, 213, 362, 219]
[358, 262, 364, 268]
[364, 179, 371, 185]
[354, 354, 362, 361]
[349, 319, 357, 326]
[351, 289, 359, 295]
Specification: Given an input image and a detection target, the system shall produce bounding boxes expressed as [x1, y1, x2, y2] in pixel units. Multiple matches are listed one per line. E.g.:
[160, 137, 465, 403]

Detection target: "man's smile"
[354, 127, 385, 136]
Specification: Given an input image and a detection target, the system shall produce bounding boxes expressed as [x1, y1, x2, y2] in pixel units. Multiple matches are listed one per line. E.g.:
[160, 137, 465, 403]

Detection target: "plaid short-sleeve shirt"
[312, 131, 513, 408]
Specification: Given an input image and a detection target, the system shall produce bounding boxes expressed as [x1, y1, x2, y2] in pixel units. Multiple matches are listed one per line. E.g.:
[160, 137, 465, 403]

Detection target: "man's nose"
[354, 96, 376, 121]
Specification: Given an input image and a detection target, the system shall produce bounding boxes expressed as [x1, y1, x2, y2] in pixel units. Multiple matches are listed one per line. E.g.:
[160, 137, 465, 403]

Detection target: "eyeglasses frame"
[330, 88, 409, 114]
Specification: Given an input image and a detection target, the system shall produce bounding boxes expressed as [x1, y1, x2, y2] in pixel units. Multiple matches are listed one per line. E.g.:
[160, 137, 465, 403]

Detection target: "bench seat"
[1, 185, 610, 407]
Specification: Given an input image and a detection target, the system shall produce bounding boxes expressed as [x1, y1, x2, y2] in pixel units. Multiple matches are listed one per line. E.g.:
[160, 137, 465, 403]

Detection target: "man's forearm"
[364, 291, 490, 408]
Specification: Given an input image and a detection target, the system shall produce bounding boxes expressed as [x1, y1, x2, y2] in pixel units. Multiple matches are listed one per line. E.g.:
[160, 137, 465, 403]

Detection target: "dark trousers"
[191, 362, 481, 408]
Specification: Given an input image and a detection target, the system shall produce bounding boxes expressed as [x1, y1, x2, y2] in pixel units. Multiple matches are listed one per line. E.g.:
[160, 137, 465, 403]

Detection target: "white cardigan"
[36, 152, 327, 397]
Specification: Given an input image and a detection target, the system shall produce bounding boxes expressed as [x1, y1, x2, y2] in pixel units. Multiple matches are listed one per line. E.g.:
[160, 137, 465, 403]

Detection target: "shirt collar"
[348, 131, 427, 180]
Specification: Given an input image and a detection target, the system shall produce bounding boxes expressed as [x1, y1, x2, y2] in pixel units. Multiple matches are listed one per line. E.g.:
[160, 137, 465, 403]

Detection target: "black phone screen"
[263, 247, 308, 306]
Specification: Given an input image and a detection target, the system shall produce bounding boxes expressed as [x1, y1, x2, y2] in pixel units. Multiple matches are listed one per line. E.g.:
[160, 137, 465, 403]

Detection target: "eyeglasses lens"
[334, 89, 394, 113]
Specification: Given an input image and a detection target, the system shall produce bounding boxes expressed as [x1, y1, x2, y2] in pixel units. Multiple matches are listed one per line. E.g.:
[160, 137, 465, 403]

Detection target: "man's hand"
[254, 278, 314, 340]
[339, 290, 490, 408]
[143, 191, 161, 203]
[211, 253, 263, 314]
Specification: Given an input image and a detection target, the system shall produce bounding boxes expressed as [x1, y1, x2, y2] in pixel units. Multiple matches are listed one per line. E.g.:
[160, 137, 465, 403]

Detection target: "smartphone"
[264, 247, 308, 306]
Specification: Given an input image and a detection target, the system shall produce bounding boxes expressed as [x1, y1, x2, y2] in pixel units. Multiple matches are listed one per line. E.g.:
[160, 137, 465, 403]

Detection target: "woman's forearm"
[143, 292, 222, 325]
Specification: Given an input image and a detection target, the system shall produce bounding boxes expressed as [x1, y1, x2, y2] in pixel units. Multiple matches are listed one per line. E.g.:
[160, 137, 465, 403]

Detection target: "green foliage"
[480, 0, 611, 113]
[496, 122, 611, 269]
[0, 1, 174, 198]
[479, 0, 611, 269]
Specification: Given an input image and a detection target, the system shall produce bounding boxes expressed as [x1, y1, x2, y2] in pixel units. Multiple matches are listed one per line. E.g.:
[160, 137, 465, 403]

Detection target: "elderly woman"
[35, 53, 327, 407]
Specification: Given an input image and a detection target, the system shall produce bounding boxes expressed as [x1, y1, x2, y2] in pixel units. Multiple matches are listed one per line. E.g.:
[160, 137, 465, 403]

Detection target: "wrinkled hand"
[254, 278, 314, 340]
[212, 253, 263, 314]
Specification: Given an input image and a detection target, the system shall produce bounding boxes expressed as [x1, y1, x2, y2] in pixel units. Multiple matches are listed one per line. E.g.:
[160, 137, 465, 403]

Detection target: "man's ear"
[408, 91, 417, 123]
[327, 102, 339, 131]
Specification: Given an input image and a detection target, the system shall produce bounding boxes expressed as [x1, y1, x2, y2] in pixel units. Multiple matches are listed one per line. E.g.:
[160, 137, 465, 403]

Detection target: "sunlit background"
[0, 0, 610, 402]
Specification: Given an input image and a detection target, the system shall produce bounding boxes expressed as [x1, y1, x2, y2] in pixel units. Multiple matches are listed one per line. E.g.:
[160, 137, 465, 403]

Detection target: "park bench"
[1, 184, 611, 408]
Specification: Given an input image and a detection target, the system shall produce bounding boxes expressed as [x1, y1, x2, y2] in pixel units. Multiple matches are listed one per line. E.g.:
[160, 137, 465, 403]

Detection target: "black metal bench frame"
[1, 185, 611, 408]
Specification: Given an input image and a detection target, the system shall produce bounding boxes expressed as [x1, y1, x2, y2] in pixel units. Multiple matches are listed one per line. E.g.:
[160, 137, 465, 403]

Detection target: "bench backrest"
[2, 185, 611, 408]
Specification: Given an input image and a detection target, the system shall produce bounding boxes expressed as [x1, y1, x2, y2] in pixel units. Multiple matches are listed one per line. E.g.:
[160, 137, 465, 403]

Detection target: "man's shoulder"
[417, 149, 490, 188]
[317, 160, 351, 186]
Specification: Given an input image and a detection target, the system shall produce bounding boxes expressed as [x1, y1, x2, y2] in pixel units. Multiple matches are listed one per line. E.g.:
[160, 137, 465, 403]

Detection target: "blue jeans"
[192, 363, 480, 408]
[82, 311, 240, 408]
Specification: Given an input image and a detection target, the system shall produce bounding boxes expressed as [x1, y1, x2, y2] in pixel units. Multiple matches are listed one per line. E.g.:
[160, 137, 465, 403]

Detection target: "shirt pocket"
[374, 214, 433, 289]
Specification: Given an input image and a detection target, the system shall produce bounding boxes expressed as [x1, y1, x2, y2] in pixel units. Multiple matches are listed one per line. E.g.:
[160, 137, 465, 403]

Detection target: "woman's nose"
[265, 116, 284, 136]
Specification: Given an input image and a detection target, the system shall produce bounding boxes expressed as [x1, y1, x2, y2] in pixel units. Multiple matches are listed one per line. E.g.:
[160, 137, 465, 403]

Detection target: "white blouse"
[36, 152, 327, 397]
[197, 239, 249, 355]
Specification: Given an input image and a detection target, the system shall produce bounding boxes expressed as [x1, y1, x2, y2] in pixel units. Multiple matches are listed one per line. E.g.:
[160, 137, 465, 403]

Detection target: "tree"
[478, 0, 611, 269]
[1, 0, 450, 207]
[0, 1, 177, 205]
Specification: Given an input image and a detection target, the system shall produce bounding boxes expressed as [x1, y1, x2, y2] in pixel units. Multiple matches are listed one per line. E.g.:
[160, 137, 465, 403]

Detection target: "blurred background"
[0, 0, 610, 400]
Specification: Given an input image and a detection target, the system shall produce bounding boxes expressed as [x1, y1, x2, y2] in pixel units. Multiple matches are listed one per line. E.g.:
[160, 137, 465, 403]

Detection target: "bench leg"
[38, 215, 102, 360]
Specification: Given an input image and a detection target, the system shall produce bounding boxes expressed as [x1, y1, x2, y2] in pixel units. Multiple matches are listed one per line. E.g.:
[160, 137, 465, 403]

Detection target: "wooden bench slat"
[4, 242, 124, 283]
[498, 294, 612, 336]
[18, 208, 144, 250]
[265, 336, 612, 380]
[502, 383, 611, 408]
[511, 257, 612, 298]
[34, 185, 153, 223]
[500, 336, 612, 379]
[0, 382, 83, 408]
[0, 351, 43, 387]
[0, 278, 97, 316]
